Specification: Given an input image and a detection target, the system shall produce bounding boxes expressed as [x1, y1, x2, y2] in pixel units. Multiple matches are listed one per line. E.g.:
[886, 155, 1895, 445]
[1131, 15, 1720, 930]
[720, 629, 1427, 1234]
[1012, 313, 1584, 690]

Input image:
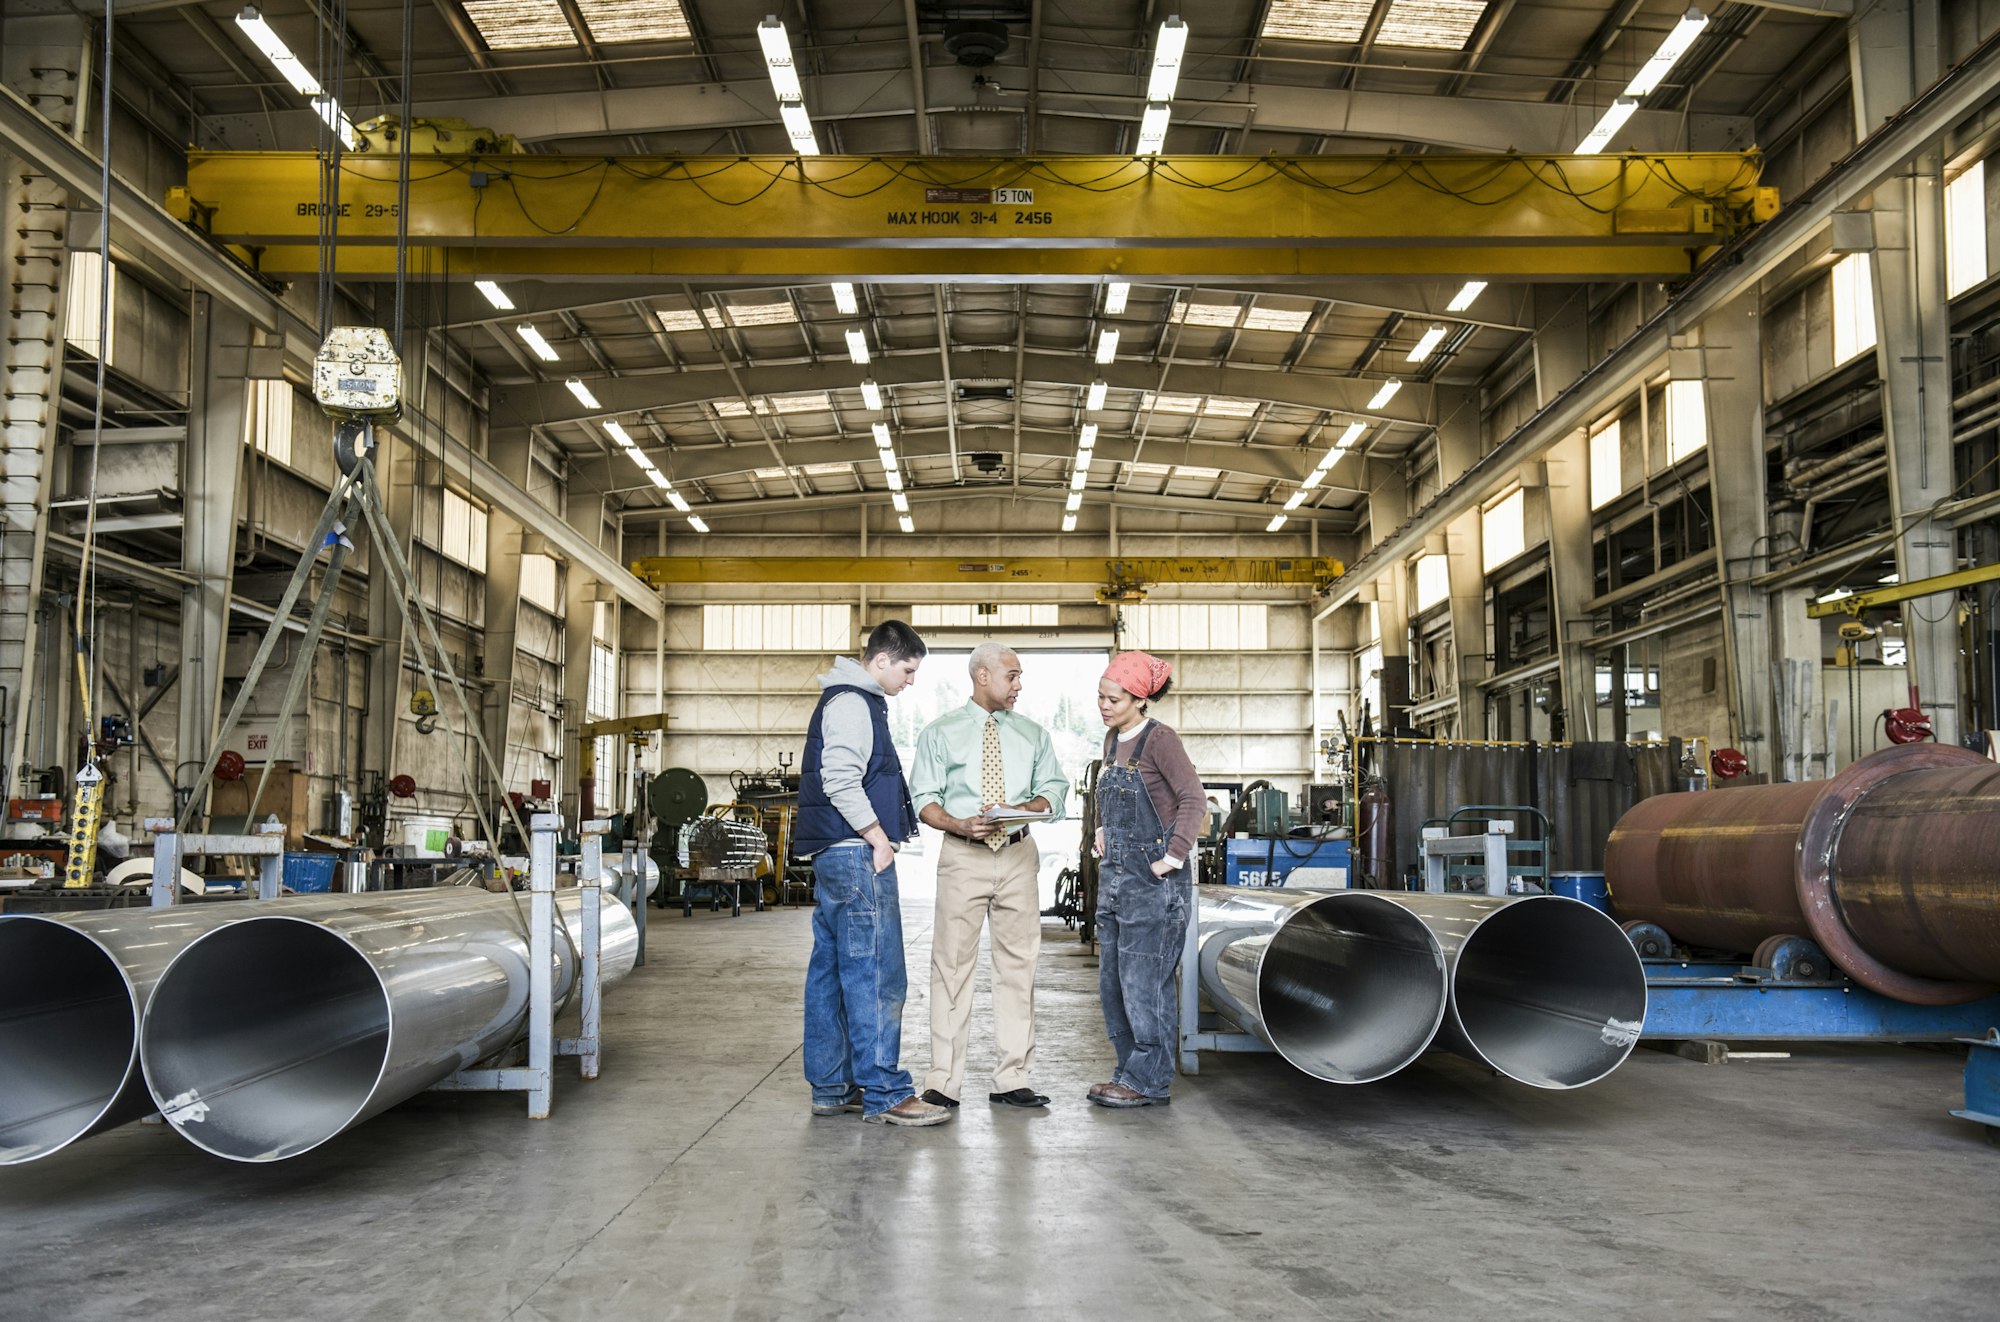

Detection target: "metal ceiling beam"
[394, 67, 1746, 155]
[627, 554, 1343, 587]
[482, 351, 1439, 434]
[618, 484, 1353, 531]
[1320, 22, 2000, 613]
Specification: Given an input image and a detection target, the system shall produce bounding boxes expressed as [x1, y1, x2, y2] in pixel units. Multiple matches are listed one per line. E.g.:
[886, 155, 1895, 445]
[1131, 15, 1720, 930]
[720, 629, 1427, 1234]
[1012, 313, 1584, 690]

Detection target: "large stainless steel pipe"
[1375, 893, 1648, 1090]
[140, 887, 637, 1163]
[1196, 886, 1448, 1083]
[1606, 743, 2000, 1005]
[0, 904, 252, 1165]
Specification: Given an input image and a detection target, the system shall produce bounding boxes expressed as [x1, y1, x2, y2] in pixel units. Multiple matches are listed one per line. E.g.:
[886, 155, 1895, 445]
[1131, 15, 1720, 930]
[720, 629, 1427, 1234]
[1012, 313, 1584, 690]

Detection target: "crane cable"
[60, 0, 118, 888]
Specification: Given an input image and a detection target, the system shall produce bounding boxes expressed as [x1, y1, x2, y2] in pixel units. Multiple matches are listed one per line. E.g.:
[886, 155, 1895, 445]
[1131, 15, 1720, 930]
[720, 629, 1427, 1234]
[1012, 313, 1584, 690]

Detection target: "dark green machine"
[644, 767, 711, 906]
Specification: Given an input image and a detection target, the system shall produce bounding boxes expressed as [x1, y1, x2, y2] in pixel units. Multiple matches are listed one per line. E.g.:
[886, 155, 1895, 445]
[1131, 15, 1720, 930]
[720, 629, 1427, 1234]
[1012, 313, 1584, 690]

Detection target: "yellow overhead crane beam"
[169, 151, 1775, 282]
[629, 555, 1344, 598]
[1806, 561, 2000, 618]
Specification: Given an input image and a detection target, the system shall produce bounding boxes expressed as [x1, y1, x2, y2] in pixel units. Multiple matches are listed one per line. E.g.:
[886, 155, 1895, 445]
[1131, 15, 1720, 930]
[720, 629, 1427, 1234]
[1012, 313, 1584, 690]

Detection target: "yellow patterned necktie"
[981, 714, 1006, 851]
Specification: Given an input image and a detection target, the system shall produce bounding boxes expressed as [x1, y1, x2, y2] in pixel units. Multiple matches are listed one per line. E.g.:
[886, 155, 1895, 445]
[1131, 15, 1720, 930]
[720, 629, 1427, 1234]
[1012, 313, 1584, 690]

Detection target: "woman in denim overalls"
[1088, 652, 1202, 1108]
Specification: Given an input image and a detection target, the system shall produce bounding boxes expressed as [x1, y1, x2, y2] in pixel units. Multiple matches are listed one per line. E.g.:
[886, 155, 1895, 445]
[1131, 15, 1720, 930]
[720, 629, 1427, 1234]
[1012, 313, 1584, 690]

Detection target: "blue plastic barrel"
[1548, 871, 1611, 915]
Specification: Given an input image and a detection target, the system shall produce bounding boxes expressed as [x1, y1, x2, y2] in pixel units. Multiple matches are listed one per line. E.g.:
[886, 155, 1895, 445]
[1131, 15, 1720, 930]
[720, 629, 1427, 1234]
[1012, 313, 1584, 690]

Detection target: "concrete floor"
[2, 872, 1995, 1322]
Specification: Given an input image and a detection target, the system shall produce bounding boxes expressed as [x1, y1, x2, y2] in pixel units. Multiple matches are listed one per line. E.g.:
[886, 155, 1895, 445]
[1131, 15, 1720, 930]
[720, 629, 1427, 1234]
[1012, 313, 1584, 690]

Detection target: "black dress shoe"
[989, 1087, 1051, 1108]
[920, 1088, 960, 1109]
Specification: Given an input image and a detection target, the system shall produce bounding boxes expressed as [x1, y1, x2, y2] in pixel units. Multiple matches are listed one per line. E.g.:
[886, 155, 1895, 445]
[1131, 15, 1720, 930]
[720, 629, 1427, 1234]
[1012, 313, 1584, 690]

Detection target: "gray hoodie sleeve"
[818, 691, 879, 834]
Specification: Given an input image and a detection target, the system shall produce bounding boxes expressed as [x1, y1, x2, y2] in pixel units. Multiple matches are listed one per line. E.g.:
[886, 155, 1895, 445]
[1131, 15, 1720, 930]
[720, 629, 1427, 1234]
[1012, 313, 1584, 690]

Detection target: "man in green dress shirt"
[908, 642, 1070, 1108]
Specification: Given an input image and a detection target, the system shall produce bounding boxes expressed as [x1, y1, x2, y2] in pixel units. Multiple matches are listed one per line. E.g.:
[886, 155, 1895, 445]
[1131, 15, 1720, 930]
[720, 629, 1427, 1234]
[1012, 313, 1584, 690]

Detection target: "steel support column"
[1851, 0, 1962, 745]
[1444, 511, 1488, 738]
[179, 293, 249, 821]
[1368, 463, 1412, 731]
[1690, 290, 1775, 767]
[1545, 430, 1598, 741]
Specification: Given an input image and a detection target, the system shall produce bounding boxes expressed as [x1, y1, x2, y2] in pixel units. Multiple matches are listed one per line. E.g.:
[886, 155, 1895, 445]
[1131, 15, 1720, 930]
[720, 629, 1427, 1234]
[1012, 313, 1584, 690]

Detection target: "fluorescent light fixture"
[1148, 17, 1188, 102]
[1576, 97, 1640, 155]
[892, 492, 909, 513]
[832, 282, 858, 316]
[859, 379, 882, 410]
[603, 420, 635, 447]
[1407, 325, 1448, 363]
[1266, 514, 1288, 532]
[1366, 380, 1401, 410]
[1335, 421, 1366, 448]
[1065, 492, 1082, 512]
[631, 453, 659, 473]
[898, 514, 915, 534]
[1086, 379, 1108, 411]
[872, 422, 892, 447]
[1062, 513, 1077, 532]
[1301, 469, 1324, 491]
[878, 450, 899, 473]
[1079, 423, 1099, 449]
[1447, 280, 1487, 313]
[473, 279, 514, 311]
[1624, 7, 1709, 98]
[1104, 282, 1131, 316]
[1070, 467, 1089, 491]
[1136, 102, 1171, 155]
[779, 101, 820, 155]
[666, 490, 691, 511]
[565, 377, 601, 409]
[1816, 587, 1853, 605]
[1096, 328, 1120, 363]
[885, 468, 904, 491]
[845, 329, 870, 364]
[687, 515, 710, 533]
[646, 471, 672, 490]
[313, 96, 362, 150]
[236, 6, 321, 96]
[1284, 491, 1307, 510]
[516, 323, 559, 361]
[758, 16, 803, 100]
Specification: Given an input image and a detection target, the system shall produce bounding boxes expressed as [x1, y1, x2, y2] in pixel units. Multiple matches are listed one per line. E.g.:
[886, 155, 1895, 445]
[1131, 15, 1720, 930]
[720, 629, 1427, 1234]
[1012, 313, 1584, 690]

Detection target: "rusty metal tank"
[1604, 743, 2000, 1006]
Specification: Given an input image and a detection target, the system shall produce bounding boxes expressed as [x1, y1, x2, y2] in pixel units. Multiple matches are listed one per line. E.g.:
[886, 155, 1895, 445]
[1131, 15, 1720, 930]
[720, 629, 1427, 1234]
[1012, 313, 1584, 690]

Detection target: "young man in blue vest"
[795, 619, 952, 1127]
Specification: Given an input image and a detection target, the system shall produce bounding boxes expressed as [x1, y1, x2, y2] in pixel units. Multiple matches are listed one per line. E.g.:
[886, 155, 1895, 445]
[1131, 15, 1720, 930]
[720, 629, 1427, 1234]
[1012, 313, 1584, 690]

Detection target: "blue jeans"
[803, 843, 914, 1115]
[1097, 852, 1190, 1098]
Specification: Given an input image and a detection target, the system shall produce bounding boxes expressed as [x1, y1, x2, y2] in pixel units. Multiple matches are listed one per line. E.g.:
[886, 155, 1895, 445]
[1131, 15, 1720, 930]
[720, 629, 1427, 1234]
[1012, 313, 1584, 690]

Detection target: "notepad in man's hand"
[980, 805, 1056, 823]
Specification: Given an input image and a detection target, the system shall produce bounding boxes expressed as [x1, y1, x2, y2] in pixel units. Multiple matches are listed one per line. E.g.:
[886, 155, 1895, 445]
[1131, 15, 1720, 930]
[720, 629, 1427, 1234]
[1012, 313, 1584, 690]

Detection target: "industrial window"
[1120, 604, 1268, 652]
[587, 643, 616, 720]
[1665, 380, 1708, 464]
[1413, 553, 1450, 612]
[439, 489, 489, 572]
[702, 604, 851, 652]
[246, 379, 294, 466]
[63, 250, 116, 362]
[909, 604, 1059, 629]
[1590, 418, 1622, 510]
[1482, 486, 1525, 572]
[1946, 161, 1988, 297]
[1831, 253, 1877, 363]
[519, 553, 558, 614]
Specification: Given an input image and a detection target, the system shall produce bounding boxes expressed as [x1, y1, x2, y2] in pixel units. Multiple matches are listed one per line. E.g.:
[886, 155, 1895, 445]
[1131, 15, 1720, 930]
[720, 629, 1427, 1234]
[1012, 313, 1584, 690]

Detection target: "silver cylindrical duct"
[0, 904, 253, 1165]
[1195, 886, 1448, 1084]
[1375, 893, 1648, 1089]
[140, 887, 637, 1163]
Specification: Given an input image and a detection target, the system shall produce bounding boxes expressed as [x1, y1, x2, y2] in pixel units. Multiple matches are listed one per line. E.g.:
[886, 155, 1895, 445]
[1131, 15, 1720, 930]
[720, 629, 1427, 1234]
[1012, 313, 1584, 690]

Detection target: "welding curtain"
[1371, 740, 1683, 888]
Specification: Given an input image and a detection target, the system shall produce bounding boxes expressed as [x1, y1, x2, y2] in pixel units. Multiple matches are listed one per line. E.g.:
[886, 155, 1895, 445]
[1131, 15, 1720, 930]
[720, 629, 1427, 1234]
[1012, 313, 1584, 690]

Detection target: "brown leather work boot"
[864, 1095, 953, 1127]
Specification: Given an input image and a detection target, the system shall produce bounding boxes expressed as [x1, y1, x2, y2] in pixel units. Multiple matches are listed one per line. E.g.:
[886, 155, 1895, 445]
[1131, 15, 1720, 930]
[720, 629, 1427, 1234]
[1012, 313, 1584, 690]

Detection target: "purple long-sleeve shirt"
[1099, 720, 1206, 862]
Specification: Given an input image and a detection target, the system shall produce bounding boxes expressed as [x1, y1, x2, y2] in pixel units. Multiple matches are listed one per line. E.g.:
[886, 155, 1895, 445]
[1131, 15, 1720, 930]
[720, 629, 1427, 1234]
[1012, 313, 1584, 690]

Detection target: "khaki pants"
[924, 832, 1041, 1098]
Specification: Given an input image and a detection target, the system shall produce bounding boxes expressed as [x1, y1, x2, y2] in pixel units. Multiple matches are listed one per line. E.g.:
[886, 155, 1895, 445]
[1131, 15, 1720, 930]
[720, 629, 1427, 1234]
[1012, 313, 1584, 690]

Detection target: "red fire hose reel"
[1709, 747, 1750, 780]
[1883, 707, 1934, 744]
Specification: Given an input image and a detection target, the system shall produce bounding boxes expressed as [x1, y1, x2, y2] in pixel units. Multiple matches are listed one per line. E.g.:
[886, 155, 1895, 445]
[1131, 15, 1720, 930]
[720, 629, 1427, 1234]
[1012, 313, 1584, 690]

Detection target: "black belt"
[961, 827, 1032, 847]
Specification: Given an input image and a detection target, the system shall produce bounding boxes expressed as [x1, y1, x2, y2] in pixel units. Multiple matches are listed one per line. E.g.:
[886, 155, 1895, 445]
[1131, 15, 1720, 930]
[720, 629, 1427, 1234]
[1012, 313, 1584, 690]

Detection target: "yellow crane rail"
[1806, 562, 2000, 618]
[629, 555, 1343, 591]
[170, 152, 1774, 281]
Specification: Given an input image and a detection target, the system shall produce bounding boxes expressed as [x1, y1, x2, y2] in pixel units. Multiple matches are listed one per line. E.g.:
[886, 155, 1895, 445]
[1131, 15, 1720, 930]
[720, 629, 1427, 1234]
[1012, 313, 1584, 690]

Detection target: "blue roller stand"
[1222, 837, 1351, 887]
[1952, 1031, 2000, 1138]
[1642, 960, 2000, 1042]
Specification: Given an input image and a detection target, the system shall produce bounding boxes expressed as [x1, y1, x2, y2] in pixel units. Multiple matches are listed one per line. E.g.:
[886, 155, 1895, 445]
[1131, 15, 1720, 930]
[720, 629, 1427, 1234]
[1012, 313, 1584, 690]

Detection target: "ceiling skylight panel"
[1376, 0, 1488, 50]
[1240, 305, 1313, 333]
[1140, 392, 1204, 414]
[656, 307, 706, 332]
[574, 0, 689, 43]
[1259, 0, 1374, 42]
[1202, 398, 1261, 418]
[717, 300, 798, 327]
[462, 0, 576, 50]
[1171, 300, 1243, 329]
